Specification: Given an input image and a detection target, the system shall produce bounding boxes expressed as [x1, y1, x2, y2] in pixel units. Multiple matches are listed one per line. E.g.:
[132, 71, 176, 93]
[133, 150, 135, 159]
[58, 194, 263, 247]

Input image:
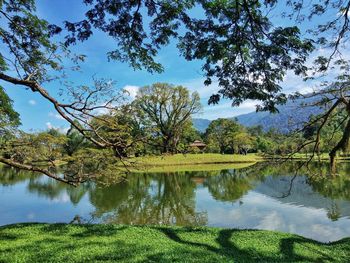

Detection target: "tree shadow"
[280, 236, 350, 263]
[157, 227, 278, 262]
[155, 227, 348, 262]
[1, 224, 349, 262]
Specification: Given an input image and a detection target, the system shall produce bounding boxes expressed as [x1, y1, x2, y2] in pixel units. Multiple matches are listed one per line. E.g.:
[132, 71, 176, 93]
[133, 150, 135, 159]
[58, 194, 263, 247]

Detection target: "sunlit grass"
[122, 153, 260, 172]
[132, 153, 259, 165]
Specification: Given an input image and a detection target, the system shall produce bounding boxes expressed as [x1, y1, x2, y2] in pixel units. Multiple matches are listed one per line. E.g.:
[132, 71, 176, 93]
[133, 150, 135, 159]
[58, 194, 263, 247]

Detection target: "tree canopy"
[134, 83, 201, 153]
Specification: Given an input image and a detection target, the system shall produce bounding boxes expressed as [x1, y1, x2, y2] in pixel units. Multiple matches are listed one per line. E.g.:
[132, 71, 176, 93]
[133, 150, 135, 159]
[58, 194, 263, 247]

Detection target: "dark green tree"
[205, 118, 242, 154]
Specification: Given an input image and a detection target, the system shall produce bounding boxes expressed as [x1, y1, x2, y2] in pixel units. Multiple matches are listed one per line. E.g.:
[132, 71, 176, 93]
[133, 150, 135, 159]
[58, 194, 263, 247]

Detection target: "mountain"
[193, 97, 323, 133]
[235, 97, 323, 133]
[192, 118, 212, 133]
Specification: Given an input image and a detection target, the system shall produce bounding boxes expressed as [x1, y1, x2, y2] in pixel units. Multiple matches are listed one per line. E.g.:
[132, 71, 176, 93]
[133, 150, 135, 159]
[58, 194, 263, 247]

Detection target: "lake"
[1, 162, 350, 242]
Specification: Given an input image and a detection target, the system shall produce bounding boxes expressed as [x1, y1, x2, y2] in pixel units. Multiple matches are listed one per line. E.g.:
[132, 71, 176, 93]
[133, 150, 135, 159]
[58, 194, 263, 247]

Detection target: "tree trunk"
[162, 136, 171, 154]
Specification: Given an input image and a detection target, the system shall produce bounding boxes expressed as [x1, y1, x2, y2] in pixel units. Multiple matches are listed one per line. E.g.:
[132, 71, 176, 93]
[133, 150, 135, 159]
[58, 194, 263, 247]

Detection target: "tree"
[64, 123, 87, 156]
[0, 86, 20, 136]
[88, 105, 143, 158]
[61, 0, 314, 112]
[0, 1, 147, 183]
[134, 83, 201, 153]
[233, 131, 254, 155]
[205, 118, 241, 154]
[177, 122, 202, 153]
[294, 75, 350, 171]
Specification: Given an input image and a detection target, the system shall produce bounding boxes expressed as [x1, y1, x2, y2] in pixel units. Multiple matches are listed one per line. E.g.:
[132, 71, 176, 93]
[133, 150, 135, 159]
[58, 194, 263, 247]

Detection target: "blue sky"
[1, 0, 338, 132]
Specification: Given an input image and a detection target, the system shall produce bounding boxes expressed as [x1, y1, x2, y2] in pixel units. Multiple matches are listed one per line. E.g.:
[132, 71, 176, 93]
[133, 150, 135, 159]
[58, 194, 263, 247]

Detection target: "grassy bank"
[126, 153, 260, 172]
[264, 153, 350, 161]
[0, 224, 349, 262]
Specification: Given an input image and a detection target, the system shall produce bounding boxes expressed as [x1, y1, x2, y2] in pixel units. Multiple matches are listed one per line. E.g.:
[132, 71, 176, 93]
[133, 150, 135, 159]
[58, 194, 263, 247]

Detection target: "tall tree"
[134, 83, 201, 153]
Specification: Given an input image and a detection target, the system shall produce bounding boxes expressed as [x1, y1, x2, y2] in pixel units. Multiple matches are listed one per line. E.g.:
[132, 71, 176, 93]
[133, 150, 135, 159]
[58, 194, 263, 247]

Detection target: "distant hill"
[193, 97, 323, 133]
[192, 118, 212, 133]
[235, 97, 323, 133]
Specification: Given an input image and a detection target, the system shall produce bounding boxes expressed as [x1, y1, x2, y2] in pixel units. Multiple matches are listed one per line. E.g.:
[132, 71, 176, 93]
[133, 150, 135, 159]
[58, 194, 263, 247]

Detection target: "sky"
[1, 0, 338, 132]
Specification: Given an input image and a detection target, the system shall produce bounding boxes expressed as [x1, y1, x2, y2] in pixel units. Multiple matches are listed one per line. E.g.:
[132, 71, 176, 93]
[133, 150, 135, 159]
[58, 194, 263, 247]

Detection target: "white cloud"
[45, 122, 69, 134]
[28, 99, 36, 105]
[48, 112, 64, 120]
[176, 78, 219, 99]
[123, 85, 140, 99]
[46, 122, 53, 129]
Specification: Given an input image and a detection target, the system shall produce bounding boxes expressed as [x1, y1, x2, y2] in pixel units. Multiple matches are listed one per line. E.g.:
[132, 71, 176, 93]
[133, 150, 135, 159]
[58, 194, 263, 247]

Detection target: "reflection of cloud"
[27, 212, 35, 220]
[52, 192, 70, 203]
[257, 211, 285, 230]
[196, 189, 350, 242]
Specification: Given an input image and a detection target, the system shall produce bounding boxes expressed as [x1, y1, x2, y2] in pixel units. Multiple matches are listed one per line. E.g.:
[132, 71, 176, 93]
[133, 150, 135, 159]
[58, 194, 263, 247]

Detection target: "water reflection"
[1, 162, 350, 242]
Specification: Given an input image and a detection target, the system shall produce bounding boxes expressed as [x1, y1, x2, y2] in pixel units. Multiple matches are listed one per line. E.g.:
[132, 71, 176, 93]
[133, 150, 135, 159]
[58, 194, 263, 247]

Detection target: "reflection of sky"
[0, 181, 94, 226]
[196, 188, 350, 242]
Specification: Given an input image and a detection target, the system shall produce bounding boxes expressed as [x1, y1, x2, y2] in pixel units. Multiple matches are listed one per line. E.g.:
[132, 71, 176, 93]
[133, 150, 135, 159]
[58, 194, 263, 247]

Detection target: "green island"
[126, 153, 261, 172]
[1, 224, 349, 263]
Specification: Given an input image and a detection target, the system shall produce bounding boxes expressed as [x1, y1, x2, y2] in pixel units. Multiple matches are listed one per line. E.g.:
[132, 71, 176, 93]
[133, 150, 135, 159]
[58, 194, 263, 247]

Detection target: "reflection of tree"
[27, 177, 89, 204]
[307, 173, 350, 201]
[0, 166, 90, 204]
[327, 202, 341, 221]
[4, 161, 350, 225]
[66, 183, 91, 205]
[27, 178, 67, 199]
[204, 169, 254, 202]
[89, 173, 207, 226]
[0, 166, 38, 186]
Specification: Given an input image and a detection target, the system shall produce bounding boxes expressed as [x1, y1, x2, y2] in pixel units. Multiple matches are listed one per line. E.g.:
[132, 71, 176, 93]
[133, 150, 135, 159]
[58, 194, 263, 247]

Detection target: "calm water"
[1, 162, 350, 242]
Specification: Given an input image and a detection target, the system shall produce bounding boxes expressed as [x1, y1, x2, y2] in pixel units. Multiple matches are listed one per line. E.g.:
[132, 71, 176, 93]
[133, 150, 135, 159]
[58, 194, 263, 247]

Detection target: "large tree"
[134, 83, 201, 153]
[205, 118, 242, 154]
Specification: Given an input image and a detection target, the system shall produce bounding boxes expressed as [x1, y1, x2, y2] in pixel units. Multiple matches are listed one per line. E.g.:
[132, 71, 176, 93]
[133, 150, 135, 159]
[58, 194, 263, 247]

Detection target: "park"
[1, 0, 350, 262]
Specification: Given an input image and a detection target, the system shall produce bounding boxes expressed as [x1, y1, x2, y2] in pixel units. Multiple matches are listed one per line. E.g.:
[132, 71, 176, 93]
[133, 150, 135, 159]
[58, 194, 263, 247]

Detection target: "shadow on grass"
[0, 224, 349, 262]
[156, 227, 349, 262]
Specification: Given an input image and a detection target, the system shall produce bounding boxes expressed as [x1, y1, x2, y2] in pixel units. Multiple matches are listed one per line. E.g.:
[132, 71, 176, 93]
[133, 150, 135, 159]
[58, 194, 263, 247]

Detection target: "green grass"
[127, 162, 257, 173]
[125, 153, 260, 172]
[265, 152, 350, 161]
[0, 224, 349, 262]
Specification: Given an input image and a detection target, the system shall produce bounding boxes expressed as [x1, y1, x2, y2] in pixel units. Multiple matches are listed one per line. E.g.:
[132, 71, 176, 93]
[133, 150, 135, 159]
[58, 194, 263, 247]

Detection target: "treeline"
[2, 82, 346, 170]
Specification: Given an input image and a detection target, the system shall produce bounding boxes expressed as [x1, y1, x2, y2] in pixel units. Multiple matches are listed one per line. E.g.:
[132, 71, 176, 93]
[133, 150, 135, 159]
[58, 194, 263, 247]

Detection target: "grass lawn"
[129, 162, 257, 173]
[265, 152, 350, 161]
[125, 153, 260, 172]
[0, 224, 349, 263]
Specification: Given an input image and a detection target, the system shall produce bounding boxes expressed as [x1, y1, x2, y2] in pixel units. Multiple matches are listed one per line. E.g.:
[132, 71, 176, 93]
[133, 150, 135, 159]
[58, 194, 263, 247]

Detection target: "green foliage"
[64, 123, 87, 156]
[2, 131, 66, 164]
[62, 0, 315, 111]
[0, 0, 60, 81]
[0, 85, 20, 134]
[205, 118, 243, 154]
